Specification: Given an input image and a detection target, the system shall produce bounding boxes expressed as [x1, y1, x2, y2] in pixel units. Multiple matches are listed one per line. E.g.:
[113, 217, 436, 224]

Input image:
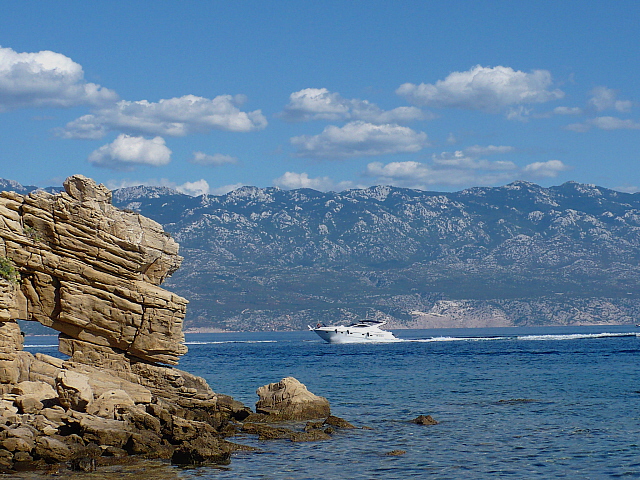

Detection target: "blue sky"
[1, 1, 638, 195]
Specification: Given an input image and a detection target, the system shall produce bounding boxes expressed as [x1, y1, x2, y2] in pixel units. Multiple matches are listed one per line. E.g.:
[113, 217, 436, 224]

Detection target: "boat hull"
[309, 325, 399, 344]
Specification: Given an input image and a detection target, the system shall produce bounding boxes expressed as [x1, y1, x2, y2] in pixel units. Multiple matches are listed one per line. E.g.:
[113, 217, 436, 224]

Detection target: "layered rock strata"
[0, 176, 252, 471]
[0, 175, 185, 365]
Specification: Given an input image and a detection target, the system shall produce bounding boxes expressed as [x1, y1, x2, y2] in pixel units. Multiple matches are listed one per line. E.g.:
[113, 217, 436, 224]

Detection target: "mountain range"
[4, 178, 640, 331]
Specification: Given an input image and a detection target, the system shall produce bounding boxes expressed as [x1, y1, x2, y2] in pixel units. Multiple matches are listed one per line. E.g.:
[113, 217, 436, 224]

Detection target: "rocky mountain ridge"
[4, 178, 640, 330]
[113, 180, 640, 330]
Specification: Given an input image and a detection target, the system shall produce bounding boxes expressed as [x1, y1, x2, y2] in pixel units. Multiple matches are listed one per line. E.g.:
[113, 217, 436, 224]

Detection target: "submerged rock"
[411, 414, 439, 425]
[385, 449, 406, 456]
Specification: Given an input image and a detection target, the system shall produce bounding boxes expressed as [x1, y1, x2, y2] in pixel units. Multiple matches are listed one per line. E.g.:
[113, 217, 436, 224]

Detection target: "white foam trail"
[401, 332, 638, 343]
[406, 336, 507, 343]
[185, 340, 278, 345]
[23, 344, 58, 348]
[517, 332, 637, 341]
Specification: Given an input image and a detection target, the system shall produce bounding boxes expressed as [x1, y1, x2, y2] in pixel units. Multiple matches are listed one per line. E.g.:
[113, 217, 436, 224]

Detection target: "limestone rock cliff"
[0, 174, 186, 365]
[0, 175, 252, 471]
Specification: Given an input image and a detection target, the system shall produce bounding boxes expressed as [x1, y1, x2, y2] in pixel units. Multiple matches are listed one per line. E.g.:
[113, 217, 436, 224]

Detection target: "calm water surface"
[24, 325, 640, 479]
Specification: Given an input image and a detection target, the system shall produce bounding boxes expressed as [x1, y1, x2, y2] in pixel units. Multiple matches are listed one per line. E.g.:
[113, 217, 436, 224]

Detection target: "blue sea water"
[25, 325, 640, 479]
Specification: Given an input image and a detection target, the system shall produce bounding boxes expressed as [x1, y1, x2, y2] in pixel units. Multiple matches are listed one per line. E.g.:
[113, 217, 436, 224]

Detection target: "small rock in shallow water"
[385, 450, 406, 456]
[323, 415, 355, 429]
[411, 415, 438, 425]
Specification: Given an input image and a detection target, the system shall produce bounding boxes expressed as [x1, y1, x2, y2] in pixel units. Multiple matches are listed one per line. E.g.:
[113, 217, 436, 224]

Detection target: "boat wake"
[185, 340, 278, 345]
[404, 332, 638, 343]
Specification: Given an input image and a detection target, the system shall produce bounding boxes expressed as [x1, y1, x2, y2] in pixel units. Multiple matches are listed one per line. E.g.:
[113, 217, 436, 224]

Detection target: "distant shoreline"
[25, 321, 637, 338]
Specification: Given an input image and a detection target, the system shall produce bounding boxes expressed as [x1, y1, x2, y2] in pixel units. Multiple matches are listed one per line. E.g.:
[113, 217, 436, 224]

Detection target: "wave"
[408, 336, 506, 343]
[516, 332, 638, 341]
[185, 340, 278, 345]
[404, 332, 638, 343]
[23, 344, 58, 348]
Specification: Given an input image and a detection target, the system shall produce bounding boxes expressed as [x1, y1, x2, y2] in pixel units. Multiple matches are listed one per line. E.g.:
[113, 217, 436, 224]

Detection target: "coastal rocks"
[385, 449, 406, 456]
[56, 371, 93, 411]
[254, 377, 330, 421]
[0, 176, 256, 472]
[0, 176, 358, 473]
[411, 414, 439, 425]
[241, 415, 353, 443]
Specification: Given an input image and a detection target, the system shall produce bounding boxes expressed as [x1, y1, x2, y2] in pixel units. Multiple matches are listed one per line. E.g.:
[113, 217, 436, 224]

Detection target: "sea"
[22, 324, 640, 479]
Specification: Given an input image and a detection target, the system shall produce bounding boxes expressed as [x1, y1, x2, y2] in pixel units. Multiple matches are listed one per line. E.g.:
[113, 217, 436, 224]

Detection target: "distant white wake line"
[185, 340, 278, 345]
[516, 332, 638, 341]
[405, 332, 639, 343]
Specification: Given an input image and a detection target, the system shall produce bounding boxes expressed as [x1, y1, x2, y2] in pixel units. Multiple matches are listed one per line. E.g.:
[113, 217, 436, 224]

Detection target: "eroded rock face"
[0, 176, 254, 471]
[0, 174, 186, 365]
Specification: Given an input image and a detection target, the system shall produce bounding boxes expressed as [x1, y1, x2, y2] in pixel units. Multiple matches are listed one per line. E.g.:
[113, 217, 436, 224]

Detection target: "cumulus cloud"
[431, 150, 517, 171]
[612, 185, 640, 194]
[588, 86, 632, 113]
[463, 145, 515, 156]
[291, 121, 428, 159]
[175, 179, 210, 196]
[0, 46, 118, 111]
[105, 177, 227, 196]
[553, 106, 583, 115]
[522, 160, 570, 178]
[273, 171, 355, 191]
[280, 87, 426, 124]
[59, 94, 268, 139]
[396, 65, 564, 113]
[190, 152, 238, 166]
[88, 134, 171, 170]
[566, 116, 640, 132]
[364, 160, 515, 188]
[363, 145, 569, 189]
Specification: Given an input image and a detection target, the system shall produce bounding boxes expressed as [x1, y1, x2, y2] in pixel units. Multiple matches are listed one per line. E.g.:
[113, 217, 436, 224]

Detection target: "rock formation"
[0, 175, 252, 471]
[253, 376, 331, 421]
[0, 174, 185, 365]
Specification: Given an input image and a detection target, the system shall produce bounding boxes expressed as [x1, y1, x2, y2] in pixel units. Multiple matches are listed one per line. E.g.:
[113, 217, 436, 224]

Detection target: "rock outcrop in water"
[0, 175, 252, 471]
[253, 376, 331, 421]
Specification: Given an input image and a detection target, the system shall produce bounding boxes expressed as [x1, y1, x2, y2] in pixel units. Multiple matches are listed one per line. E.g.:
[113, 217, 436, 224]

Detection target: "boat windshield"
[349, 320, 385, 328]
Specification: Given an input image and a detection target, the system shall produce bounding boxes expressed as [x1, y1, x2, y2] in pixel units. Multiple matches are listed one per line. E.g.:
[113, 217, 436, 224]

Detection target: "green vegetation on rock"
[0, 256, 19, 284]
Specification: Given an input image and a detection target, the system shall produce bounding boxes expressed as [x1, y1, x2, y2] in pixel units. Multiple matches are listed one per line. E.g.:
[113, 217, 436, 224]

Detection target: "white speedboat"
[308, 319, 399, 344]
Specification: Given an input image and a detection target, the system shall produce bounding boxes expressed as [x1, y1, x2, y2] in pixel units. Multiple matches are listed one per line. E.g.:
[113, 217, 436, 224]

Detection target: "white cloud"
[396, 65, 564, 113]
[280, 87, 426, 124]
[554, 106, 583, 115]
[273, 171, 355, 191]
[588, 86, 632, 113]
[364, 160, 515, 188]
[566, 116, 640, 132]
[590, 116, 640, 130]
[505, 106, 533, 122]
[190, 152, 238, 166]
[612, 185, 640, 194]
[175, 179, 209, 196]
[105, 177, 228, 196]
[364, 153, 569, 189]
[88, 134, 171, 170]
[564, 122, 591, 133]
[0, 46, 118, 111]
[522, 160, 569, 178]
[209, 183, 246, 195]
[59, 94, 267, 139]
[463, 145, 514, 156]
[432, 150, 517, 171]
[290, 121, 428, 159]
